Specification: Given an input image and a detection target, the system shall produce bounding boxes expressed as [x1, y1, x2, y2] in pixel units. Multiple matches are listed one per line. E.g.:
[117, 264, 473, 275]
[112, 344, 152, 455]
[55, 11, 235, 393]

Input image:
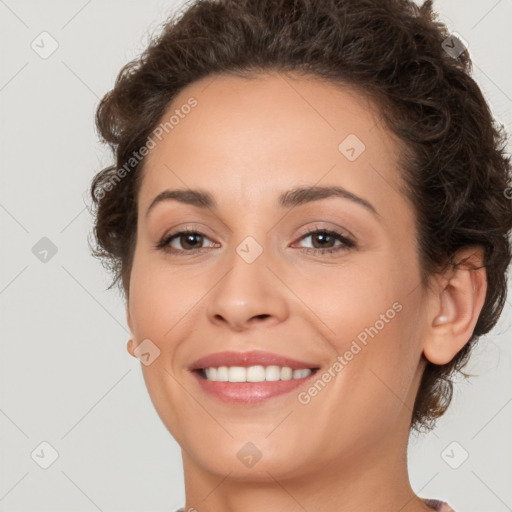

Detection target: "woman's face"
[126, 71, 431, 480]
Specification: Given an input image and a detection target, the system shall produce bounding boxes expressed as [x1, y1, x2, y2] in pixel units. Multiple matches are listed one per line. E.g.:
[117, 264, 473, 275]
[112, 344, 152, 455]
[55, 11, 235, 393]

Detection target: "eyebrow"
[145, 185, 379, 218]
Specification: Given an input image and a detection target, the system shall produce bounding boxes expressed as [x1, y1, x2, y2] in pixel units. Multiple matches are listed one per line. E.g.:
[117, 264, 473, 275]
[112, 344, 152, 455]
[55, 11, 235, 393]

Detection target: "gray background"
[0, 0, 511, 511]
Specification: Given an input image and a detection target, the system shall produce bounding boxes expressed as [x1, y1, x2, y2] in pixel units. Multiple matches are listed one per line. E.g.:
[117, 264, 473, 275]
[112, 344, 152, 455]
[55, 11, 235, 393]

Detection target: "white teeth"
[202, 365, 313, 382]
[293, 369, 312, 379]
[216, 366, 229, 382]
[281, 367, 293, 380]
[265, 365, 281, 381]
[228, 366, 247, 382]
[247, 365, 266, 382]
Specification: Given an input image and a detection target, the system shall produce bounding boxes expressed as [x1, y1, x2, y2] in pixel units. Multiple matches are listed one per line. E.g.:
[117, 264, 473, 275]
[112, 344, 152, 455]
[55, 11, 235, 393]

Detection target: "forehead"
[138, 71, 408, 219]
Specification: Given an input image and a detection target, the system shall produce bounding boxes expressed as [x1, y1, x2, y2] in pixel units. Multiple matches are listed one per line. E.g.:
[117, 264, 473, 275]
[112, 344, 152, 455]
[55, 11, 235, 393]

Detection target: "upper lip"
[189, 350, 320, 371]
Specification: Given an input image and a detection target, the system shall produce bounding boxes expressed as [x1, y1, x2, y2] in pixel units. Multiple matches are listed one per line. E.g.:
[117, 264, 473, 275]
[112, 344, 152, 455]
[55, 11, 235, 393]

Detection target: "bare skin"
[125, 71, 487, 512]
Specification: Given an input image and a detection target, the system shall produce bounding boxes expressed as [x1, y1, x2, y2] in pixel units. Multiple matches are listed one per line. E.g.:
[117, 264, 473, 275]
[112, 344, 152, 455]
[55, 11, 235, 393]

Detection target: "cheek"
[128, 249, 204, 346]
[289, 257, 402, 343]
[291, 260, 418, 412]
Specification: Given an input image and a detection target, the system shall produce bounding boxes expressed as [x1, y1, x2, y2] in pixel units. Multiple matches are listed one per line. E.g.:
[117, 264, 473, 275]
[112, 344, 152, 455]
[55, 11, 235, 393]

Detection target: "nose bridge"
[206, 229, 288, 329]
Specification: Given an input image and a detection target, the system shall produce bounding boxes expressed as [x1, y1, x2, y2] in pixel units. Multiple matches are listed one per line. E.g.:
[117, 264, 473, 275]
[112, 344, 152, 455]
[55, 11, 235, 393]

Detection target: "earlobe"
[127, 338, 136, 357]
[422, 247, 487, 366]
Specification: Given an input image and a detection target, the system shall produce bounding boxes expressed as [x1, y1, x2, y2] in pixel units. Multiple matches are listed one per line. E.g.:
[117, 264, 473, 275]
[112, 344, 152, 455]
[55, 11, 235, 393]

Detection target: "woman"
[89, 0, 512, 510]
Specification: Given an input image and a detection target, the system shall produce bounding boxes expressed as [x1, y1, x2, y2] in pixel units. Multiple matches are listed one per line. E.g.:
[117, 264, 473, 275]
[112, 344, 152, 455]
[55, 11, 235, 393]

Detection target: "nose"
[206, 246, 289, 332]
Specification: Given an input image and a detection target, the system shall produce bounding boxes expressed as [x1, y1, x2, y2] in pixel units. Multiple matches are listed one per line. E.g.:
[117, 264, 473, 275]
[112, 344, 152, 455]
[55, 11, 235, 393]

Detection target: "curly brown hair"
[89, 0, 512, 434]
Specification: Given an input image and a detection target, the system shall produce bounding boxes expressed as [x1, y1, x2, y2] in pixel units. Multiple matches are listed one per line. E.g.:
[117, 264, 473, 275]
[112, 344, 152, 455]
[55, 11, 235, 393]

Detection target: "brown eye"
[308, 232, 337, 249]
[156, 229, 217, 254]
[294, 228, 355, 254]
[175, 232, 204, 250]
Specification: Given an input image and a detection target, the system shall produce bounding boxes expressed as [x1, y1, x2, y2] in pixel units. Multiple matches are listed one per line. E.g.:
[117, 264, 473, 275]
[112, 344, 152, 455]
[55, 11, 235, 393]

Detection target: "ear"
[422, 246, 487, 365]
[126, 304, 136, 358]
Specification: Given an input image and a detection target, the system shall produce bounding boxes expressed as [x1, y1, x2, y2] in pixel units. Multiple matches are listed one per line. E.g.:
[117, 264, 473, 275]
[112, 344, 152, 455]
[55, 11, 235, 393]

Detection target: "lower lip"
[190, 370, 318, 405]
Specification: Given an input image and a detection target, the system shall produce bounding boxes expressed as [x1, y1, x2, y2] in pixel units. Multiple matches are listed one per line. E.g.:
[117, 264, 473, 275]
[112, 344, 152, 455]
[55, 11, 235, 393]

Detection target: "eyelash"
[155, 225, 356, 256]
